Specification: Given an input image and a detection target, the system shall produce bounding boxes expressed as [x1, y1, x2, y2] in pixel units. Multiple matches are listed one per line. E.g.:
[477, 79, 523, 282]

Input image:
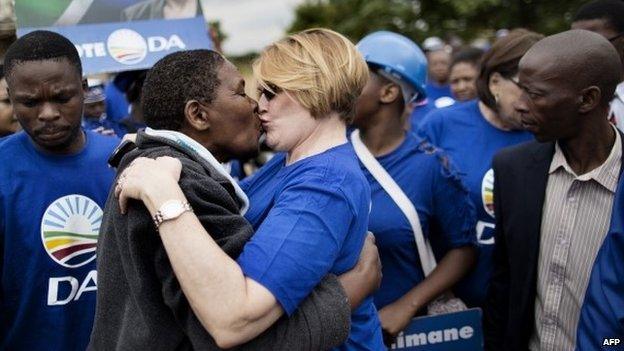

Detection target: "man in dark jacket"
[483, 30, 623, 351]
[89, 50, 379, 350]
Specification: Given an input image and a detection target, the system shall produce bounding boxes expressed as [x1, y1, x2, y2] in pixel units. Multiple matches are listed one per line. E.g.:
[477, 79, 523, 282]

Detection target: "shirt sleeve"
[416, 109, 443, 145]
[431, 151, 477, 249]
[237, 176, 354, 315]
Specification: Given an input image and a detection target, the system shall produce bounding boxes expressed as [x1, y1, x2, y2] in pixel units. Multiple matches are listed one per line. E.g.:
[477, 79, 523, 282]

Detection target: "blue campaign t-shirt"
[82, 117, 119, 134]
[358, 132, 476, 310]
[238, 143, 385, 351]
[576, 177, 624, 351]
[426, 82, 452, 102]
[0, 131, 118, 350]
[417, 100, 533, 307]
[425, 83, 455, 108]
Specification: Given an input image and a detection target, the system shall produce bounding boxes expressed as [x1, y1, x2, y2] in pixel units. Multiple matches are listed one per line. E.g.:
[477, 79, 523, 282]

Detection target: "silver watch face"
[160, 201, 186, 219]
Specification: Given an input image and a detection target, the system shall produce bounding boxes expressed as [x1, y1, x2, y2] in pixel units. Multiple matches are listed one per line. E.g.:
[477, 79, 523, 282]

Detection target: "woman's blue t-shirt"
[238, 143, 385, 351]
[358, 132, 476, 310]
[417, 99, 533, 306]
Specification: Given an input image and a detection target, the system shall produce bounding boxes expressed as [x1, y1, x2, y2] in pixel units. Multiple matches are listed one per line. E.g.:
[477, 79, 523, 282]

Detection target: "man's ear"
[379, 83, 401, 104]
[82, 78, 88, 93]
[183, 100, 211, 131]
[578, 86, 602, 114]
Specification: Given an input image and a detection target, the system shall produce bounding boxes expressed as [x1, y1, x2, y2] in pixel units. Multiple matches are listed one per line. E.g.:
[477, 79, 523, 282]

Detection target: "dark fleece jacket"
[89, 132, 351, 350]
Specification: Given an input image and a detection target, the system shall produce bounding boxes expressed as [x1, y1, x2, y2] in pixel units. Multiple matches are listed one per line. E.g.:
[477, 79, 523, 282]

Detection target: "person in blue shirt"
[0, 31, 118, 350]
[91, 49, 380, 350]
[577, 176, 624, 351]
[114, 28, 384, 350]
[417, 29, 544, 308]
[354, 31, 477, 342]
[423, 39, 455, 108]
[448, 47, 483, 102]
[114, 70, 148, 137]
[82, 82, 118, 136]
[407, 40, 452, 131]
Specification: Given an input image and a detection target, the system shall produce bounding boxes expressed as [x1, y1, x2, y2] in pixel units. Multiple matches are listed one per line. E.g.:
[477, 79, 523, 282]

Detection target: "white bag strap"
[351, 130, 437, 276]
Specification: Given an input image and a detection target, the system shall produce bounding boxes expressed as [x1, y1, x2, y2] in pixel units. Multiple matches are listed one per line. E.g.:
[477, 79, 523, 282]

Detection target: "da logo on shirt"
[40, 195, 102, 268]
[481, 169, 495, 218]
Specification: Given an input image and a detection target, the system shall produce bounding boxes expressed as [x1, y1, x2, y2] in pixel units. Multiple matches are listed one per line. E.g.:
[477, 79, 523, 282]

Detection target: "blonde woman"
[115, 29, 385, 350]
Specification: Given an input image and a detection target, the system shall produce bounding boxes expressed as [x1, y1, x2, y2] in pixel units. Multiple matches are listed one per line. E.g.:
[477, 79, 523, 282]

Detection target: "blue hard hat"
[357, 31, 428, 102]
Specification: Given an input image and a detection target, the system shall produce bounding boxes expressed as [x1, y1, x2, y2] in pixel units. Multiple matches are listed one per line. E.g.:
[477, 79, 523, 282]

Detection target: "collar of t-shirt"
[144, 127, 249, 215]
[549, 124, 622, 192]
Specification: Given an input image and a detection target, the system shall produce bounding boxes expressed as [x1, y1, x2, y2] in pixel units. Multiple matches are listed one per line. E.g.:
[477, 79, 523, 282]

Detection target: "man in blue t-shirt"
[0, 31, 118, 350]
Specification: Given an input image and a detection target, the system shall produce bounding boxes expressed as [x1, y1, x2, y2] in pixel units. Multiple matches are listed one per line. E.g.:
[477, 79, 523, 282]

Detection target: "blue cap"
[84, 85, 106, 104]
[357, 31, 428, 102]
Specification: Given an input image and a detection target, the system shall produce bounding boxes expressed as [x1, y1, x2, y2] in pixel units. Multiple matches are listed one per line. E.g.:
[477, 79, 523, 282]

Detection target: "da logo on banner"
[390, 308, 483, 351]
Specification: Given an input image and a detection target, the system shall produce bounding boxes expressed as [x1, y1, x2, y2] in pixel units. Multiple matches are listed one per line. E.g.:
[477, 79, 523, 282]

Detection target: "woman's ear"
[488, 72, 502, 99]
[183, 100, 211, 131]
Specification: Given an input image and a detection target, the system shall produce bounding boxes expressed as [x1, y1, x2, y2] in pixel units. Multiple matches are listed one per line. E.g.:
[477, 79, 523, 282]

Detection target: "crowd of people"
[1, 0, 624, 350]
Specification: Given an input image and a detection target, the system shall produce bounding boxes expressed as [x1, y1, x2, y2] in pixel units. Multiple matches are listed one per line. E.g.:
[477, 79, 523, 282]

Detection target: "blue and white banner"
[17, 17, 212, 75]
[390, 308, 483, 351]
[14, 0, 213, 75]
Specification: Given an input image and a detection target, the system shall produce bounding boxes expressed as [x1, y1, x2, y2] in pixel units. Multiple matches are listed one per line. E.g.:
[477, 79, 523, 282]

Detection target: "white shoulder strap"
[351, 130, 437, 276]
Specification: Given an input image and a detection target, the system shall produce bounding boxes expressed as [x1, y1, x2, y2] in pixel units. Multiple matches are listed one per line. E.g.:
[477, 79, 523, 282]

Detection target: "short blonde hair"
[253, 28, 369, 122]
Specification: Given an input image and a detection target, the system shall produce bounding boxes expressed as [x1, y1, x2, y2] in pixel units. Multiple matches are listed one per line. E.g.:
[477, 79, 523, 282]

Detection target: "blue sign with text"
[389, 308, 483, 351]
[17, 16, 212, 75]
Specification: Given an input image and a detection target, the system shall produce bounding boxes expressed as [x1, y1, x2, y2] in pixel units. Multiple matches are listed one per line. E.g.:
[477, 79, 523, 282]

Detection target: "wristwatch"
[153, 200, 193, 229]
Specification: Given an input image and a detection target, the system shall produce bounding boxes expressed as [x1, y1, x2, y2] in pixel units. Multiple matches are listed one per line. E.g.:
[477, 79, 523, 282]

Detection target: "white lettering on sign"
[148, 35, 186, 52]
[74, 31, 188, 65]
[75, 43, 107, 58]
[391, 325, 475, 349]
[459, 326, 474, 339]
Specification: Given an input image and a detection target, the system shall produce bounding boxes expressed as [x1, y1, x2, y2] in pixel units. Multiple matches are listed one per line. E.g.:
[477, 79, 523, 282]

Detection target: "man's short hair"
[3, 30, 82, 81]
[141, 50, 225, 131]
[573, 0, 624, 34]
[253, 28, 369, 123]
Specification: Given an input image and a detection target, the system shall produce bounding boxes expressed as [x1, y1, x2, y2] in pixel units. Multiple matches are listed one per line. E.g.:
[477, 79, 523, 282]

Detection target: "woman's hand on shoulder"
[115, 156, 185, 214]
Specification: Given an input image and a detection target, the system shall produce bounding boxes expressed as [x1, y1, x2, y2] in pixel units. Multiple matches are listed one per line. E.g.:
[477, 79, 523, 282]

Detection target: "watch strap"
[153, 201, 193, 229]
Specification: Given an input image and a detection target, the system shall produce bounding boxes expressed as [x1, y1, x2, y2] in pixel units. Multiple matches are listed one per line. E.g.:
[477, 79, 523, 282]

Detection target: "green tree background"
[287, 0, 589, 44]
